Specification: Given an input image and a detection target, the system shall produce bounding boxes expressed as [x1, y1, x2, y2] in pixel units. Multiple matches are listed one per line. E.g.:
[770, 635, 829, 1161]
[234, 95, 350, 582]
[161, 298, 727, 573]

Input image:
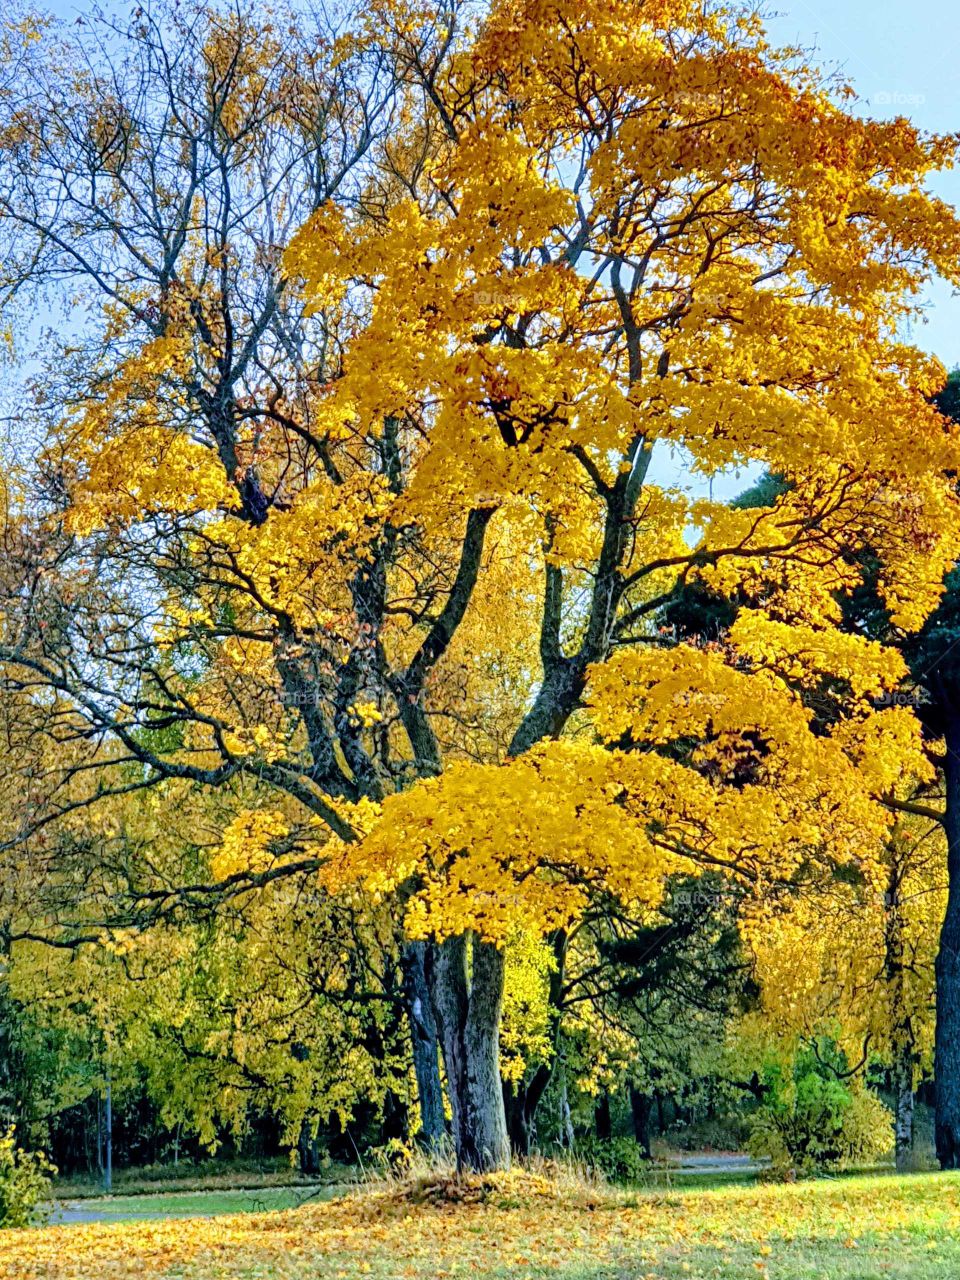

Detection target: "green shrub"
[747, 1047, 891, 1175]
[574, 1136, 649, 1183]
[0, 1127, 56, 1228]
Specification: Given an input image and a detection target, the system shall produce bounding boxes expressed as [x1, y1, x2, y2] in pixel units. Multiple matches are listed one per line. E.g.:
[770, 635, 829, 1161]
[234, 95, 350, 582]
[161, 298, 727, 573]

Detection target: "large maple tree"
[3, 0, 960, 1171]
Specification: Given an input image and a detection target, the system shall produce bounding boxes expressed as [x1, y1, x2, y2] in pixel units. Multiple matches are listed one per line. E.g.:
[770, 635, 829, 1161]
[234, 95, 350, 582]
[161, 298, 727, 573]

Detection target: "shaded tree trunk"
[382, 1090, 409, 1142]
[298, 1121, 322, 1175]
[937, 714, 960, 1168]
[428, 934, 510, 1172]
[505, 1064, 551, 1157]
[884, 856, 915, 1172]
[400, 941, 446, 1150]
[629, 1086, 652, 1159]
[595, 1092, 612, 1141]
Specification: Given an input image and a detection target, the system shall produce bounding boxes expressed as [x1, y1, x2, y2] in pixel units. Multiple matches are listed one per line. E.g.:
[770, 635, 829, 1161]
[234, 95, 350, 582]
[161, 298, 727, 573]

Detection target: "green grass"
[48, 1183, 342, 1224]
[51, 1166, 763, 1219]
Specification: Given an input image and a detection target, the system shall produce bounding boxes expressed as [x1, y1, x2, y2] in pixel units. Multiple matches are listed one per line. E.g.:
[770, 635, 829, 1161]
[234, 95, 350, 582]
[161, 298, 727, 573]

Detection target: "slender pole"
[104, 1070, 113, 1194]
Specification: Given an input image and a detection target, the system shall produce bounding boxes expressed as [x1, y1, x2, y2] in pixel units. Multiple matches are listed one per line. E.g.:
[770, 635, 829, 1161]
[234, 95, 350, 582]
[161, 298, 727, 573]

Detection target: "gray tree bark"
[559, 1077, 575, 1149]
[429, 934, 511, 1172]
[894, 1045, 915, 1173]
[401, 941, 446, 1149]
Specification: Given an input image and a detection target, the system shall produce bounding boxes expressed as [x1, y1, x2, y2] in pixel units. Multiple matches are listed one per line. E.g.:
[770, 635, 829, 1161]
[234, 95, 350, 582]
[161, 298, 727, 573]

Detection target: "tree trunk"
[505, 1063, 552, 1157]
[595, 1092, 612, 1141]
[895, 1049, 915, 1172]
[400, 941, 446, 1150]
[559, 1077, 575, 1149]
[298, 1121, 322, 1175]
[382, 1090, 409, 1142]
[103, 1072, 113, 1194]
[937, 714, 960, 1168]
[630, 1086, 652, 1159]
[884, 854, 915, 1172]
[505, 1083, 530, 1157]
[428, 933, 510, 1172]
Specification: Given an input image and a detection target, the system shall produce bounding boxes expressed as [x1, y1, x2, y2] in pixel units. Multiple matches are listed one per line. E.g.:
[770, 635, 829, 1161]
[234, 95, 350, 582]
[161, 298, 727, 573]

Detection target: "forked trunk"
[429, 933, 511, 1172]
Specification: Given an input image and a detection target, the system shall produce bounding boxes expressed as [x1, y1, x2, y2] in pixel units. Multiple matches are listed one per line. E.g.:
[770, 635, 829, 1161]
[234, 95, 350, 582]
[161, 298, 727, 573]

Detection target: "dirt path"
[669, 1153, 766, 1175]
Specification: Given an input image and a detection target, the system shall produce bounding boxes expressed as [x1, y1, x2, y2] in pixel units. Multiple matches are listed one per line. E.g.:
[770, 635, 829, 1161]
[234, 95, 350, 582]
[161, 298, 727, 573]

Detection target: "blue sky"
[41, 0, 959, 362]
[766, 0, 960, 364]
[33, 0, 960, 500]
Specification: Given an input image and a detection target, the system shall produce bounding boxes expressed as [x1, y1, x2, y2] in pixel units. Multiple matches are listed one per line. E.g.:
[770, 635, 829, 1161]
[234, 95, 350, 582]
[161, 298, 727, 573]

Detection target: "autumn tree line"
[1, 0, 960, 1179]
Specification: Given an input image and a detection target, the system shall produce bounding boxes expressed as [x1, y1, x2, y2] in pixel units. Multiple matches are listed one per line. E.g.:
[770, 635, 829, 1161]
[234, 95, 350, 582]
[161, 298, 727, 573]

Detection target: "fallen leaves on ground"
[4, 1171, 960, 1279]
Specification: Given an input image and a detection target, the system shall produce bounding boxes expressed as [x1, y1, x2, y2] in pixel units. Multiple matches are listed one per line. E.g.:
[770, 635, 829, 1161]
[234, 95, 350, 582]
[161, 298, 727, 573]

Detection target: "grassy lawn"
[47, 1184, 341, 1225]
[51, 1157, 355, 1200]
[46, 1166, 765, 1225]
[5, 1170, 960, 1279]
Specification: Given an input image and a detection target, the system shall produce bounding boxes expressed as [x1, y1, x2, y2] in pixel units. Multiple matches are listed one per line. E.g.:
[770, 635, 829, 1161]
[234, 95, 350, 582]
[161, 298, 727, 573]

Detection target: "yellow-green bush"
[747, 1048, 891, 1174]
[0, 1128, 55, 1228]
